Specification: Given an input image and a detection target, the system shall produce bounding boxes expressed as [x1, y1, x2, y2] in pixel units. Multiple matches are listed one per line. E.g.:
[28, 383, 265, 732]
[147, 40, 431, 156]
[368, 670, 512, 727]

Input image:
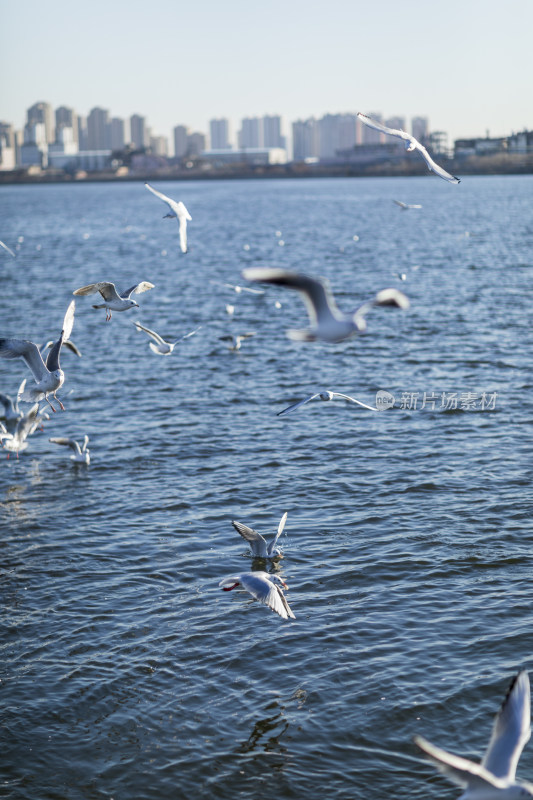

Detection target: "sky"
[1, 0, 532, 149]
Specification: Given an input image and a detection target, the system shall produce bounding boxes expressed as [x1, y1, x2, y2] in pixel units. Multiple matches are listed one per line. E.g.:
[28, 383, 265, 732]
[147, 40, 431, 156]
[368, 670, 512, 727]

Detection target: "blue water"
[0, 175, 532, 799]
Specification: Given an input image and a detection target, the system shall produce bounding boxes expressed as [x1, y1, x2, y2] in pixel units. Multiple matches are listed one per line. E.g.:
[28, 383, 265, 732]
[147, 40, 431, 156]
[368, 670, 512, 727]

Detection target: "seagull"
[278, 390, 378, 416]
[0, 300, 75, 411]
[219, 332, 256, 351]
[357, 113, 460, 184]
[0, 239, 16, 257]
[133, 321, 201, 355]
[73, 281, 154, 321]
[144, 182, 191, 253]
[0, 378, 26, 427]
[394, 200, 423, 210]
[242, 267, 409, 343]
[232, 512, 288, 558]
[49, 435, 90, 465]
[0, 421, 13, 445]
[2, 403, 44, 457]
[219, 571, 295, 619]
[220, 281, 264, 296]
[414, 670, 533, 798]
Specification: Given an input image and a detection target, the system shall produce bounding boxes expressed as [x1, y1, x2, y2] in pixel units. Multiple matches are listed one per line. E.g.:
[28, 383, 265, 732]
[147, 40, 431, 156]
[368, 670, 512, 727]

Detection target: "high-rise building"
[55, 106, 78, 144]
[318, 113, 358, 159]
[187, 132, 206, 157]
[150, 135, 168, 156]
[239, 117, 263, 148]
[130, 114, 147, 149]
[173, 125, 189, 159]
[292, 118, 319, 162]
[87, 107, 110, 150]
[109, 118, 126, 151]
[77, 116, 88, 151]
[209, 118, 231, 149]
[412, 117, 429, 142]
[263, 115, 284, 149]
[27, 102, 54, 143]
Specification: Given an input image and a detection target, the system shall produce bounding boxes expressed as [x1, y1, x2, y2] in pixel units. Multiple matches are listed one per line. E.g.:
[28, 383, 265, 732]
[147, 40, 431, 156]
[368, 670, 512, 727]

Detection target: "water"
[0, 175, 531, 799]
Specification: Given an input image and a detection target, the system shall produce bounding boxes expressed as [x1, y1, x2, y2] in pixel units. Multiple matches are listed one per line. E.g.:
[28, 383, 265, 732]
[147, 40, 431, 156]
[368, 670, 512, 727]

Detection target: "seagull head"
[128, 299, 140, 309]
[318, 391, 334, 401]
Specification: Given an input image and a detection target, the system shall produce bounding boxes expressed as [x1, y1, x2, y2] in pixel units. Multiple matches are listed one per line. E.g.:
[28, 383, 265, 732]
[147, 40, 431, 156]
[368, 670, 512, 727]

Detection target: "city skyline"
[1, 0, 532, 150]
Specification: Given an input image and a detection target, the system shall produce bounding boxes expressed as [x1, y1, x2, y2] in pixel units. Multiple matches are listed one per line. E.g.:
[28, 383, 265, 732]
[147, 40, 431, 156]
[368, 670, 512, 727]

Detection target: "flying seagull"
[73, 281, 154, 320]
[357, 112, 460, 184]
[219, 332, 256, 351]
[2, 403, 47, 457]
[394, 200, 423, 210]
[219, 571, 295, 619]
[145, 182, 191, 253]
[0, 378, 27, 427]
[133, 321, 201, 355]
[242, 267, 409, 343]
[0, 300, 75, 411]
[278, 390, 378, 416]
[414, 670, 533, 798]
[49, 435, 90, 465]
[232, 512, 288, 558]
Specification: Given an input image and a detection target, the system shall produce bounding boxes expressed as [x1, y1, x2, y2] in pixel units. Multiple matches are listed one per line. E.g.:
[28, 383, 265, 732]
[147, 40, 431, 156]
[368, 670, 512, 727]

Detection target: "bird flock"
[2, 137, 530, 797]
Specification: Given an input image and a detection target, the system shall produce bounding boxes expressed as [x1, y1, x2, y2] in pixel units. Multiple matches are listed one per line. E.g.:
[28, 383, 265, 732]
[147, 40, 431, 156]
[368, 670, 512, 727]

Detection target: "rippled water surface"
[1, 175, 532, 799]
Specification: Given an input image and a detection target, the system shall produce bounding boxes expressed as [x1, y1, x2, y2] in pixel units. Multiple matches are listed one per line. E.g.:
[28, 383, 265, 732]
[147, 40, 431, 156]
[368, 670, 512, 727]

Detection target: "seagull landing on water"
[0, 300, 75, 412]
[144, 183, 191, 254]
[357, 113, 460, 184]
[73, 281, 154, 321]
[232, 512, 288, 559]
[219, 332, 256, 351]
[242, 267, 409, 343]
[49, 435, 90, 465]
[219, 571, 295, 619]
[133, 321, 201, 355]
[394, 200, 423, 210]
[278, 390, 378, 416]
[414, 670, 533, 798]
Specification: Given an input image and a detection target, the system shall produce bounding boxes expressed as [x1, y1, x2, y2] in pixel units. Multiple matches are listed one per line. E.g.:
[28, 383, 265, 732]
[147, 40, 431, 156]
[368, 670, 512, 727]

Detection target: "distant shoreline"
[1, 153, 532, 186]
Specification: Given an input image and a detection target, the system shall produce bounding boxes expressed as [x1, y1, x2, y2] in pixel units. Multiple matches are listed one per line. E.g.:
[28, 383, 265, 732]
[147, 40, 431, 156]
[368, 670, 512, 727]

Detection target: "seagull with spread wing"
[0, 301, 75, 411]
[73, 281, 154, 321]
[219, 571, 295, 619]
[414, 670, 533, 798]
[278, 390, 378, 416]
[145, 182, 191, 253]
[49, 435, 90, 465]
[242, 267, 409, 343]
[133, 321, 201, 355]
[358, 112, 460, 184]
[232, 512, 288, 558]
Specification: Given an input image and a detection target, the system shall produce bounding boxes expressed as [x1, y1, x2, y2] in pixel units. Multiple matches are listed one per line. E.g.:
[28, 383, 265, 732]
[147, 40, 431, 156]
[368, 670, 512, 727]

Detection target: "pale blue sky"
[1, 0, 531, 145]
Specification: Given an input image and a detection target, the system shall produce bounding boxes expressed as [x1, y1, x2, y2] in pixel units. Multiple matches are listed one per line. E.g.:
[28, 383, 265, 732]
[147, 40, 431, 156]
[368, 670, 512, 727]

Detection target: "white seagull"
[219, 571, 295, 619]
[49, 435, 90, 465]
[242, 267, 409, 343]
[0, 378, 27, 426]
[144, 182, 191, 253]
[414, 670, 533, 798]
[73, 281, 154, 321]
[0, 300, 75, 411]
[278, 390, 378, 416]
[2, 403, 45, 457]
[232, 512, 288, 558]
[357, 112, 460, 184]
[219, 332, 256, 351]
[394, 200, 423, 210]
[133, 321, 201, 355]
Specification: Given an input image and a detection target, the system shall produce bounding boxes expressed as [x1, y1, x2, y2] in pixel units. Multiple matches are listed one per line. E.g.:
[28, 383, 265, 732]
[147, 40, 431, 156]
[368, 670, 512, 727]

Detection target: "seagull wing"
[357, 113, 411, 142]
[73, 282, 121, 301]
[267, 512, 288, 556]
[46, 300, 75, 371]
[0, 239, 16, 257]
[277, 393, 320, 417]
[175, 204, 190, 253]
[133, 321, 166, 345]
[482, 671, 531, 781]
[49, 437, 82, 455]
[121, 282, 154, 299]
[15, 404, 41, 442]
[0, 339, 49, 381]
[232, 521, 269, 557]
[394, 200, 408, 209]
[412, 141, 461, 183]
[242, 268, 340, 326]
[413, 736, 506, 791]
[145, 182, 180, 214]
[239, 573, 293, 619]
[333, 393, 379, 411]
[177, 326, 202, 342]
[64, 339, 82, 357]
